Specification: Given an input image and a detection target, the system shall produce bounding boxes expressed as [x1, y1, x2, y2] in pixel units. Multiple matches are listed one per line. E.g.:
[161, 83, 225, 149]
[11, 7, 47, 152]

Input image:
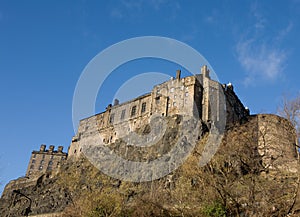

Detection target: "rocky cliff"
[0, 114, 299, 217]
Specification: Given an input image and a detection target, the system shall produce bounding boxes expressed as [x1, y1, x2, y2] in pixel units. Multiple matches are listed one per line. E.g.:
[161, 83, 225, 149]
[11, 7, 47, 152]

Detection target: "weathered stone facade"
[26, 145, 68, 177]
[257, 114, 299, 173]
[68, 65, 249, 158]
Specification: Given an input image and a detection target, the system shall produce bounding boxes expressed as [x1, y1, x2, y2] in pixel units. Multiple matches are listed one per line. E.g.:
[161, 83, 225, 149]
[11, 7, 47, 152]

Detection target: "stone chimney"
[201, 65, 210, 79]
[58, 146, 63, 153]
[49, 145, 55, 153]
[176, 70, 181, 80]
[113, 99, 119, 106]
[40, 144, 46, 152]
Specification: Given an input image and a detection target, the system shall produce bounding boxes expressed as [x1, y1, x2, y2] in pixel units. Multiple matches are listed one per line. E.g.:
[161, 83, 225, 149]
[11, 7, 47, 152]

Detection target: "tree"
[278, 94, 300, 145]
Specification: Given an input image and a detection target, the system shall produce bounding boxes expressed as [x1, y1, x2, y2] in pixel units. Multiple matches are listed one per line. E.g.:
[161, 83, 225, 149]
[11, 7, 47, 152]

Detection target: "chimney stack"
[49, 145, 55, 153]
[201, 65, 210, 78]
[176, 70, 181, 80]
[40, 144, 46, 152]
[113, 99, 119, 106]
[58, 146, 63, 153]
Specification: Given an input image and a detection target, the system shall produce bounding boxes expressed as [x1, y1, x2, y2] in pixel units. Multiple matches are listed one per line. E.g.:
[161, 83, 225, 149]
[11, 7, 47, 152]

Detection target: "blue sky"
[0, 1, 300, 193]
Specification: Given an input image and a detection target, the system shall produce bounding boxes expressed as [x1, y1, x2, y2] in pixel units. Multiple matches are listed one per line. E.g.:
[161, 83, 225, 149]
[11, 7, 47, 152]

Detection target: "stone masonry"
[68, 65, 249, 158]
[26, 145, 68, 177]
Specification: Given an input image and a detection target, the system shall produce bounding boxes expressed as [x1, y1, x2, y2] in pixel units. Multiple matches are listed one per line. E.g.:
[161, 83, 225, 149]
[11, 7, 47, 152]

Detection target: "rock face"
[0, 114, 299, 216]
[0, 174, 72, 217]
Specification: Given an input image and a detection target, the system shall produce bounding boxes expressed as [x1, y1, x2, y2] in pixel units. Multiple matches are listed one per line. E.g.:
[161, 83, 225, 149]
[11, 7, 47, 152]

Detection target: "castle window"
[174, 95, 177, 99]
[40, 160, 44, 164]
[170, 87, 174, 93]
[121, 109, 126, 120]
[155, 97, 160, 104]
[131, 106, 137, 116]
[48, 161, 53, 165]
[50, 155, 54, 160]
[32, 159, 36, 164]
[185, 92, 189, 97]
[109, 113, 115, 123]
[30, 165, 34, 169]
[42, 154, 45, 159]
[173, 102, 177, 107]
[39, 165, 43, 170]
[33, 154, 36, 158]
[141, 102, 146, 113]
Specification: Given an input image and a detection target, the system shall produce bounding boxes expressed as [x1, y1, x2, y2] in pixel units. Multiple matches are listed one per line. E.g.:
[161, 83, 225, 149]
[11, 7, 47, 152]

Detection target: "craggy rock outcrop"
[0, 174, 72, 216]
[0, 114, 298, 216]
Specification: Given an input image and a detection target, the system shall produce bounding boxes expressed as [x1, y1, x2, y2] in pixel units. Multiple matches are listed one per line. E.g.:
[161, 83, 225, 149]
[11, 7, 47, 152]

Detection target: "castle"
[1, 65, 299, 217]
[68, 65, 249, 158]
[18, 65, 250, 179]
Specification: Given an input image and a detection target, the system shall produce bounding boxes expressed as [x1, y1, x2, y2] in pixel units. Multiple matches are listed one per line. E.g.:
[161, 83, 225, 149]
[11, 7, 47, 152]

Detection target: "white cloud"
[236, 39, 286, 85]
[235, 3, 291, 86]
[275, 22, 293, 42]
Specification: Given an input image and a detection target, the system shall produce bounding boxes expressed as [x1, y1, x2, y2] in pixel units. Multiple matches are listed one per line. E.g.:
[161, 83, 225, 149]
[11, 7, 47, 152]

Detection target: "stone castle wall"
[257, 114, 299, 173]
[68, 66, 249, 158]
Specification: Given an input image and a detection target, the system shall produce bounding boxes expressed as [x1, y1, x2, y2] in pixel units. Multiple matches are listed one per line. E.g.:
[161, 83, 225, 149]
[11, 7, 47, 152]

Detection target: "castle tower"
[26, 144, 68, 177]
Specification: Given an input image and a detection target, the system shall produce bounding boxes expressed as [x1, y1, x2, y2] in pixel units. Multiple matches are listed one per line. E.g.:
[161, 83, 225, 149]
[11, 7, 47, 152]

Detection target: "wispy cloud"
[236, 3, 292, 86]
[109, 0, 180, 20]
[203, 9, 219, 25]
[236, 39, 287, 85]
